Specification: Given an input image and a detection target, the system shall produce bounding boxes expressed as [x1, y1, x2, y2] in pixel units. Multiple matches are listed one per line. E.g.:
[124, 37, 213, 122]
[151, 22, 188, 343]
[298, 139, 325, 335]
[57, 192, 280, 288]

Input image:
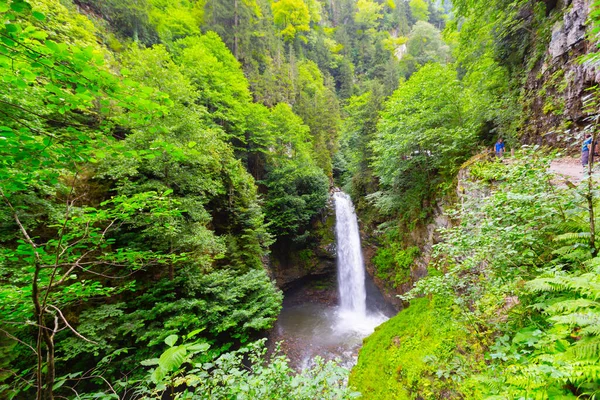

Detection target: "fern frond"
[550, 312, 600, 328]
[582, 323, 600, 336]
[568, 363, 600, 384]
[552, 245, 579, 256]
[546, 299, 600, 315]
[526, 278, 563, 293]
[553, 220, 588, 234]
[527, 274, 600, 300]
[554, 232, 591, 244]
[570, 337, 600, 360]
[566, 274, 600, 300]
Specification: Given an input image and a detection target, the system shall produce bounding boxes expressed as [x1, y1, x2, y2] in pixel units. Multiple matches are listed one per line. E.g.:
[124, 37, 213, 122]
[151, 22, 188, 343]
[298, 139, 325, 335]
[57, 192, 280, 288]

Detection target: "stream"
[269, 192, 396, 370]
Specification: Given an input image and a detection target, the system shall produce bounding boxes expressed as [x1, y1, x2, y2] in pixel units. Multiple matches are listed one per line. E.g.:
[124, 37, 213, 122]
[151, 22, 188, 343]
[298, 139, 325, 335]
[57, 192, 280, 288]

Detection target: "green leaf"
[156, 345, 187, 376]
[186, 343, 210, 352]
[151, 367, 167, 384]
[5, 23, 20, 32]
[140, 358, 160, 366]
[10, 0, 31, 13]
[31, 11, 44, 20]
[1, 37, 16, 47]
[52, 380, 66, 390]
[44, 40, 59, 53]
[186, 328, 205, 339]
[164, 334, 178, 347]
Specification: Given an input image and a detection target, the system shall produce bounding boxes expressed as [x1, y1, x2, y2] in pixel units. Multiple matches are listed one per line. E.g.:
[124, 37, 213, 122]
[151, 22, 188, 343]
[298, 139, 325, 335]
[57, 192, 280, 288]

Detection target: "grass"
[349, 297, 477, 399]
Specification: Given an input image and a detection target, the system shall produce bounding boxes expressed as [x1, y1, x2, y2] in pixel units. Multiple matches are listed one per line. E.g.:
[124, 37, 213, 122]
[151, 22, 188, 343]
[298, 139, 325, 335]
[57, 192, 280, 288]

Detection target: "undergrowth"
[352, 150, 600, 398]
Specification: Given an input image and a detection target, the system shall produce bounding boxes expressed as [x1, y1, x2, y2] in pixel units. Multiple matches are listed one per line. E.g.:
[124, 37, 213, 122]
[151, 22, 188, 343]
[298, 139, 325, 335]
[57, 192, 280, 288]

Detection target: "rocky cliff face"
[361, 155, 492, 306]
[522, 0, 598, 146]
[268, 197, 337, 290]
[361, 205, 451, 308]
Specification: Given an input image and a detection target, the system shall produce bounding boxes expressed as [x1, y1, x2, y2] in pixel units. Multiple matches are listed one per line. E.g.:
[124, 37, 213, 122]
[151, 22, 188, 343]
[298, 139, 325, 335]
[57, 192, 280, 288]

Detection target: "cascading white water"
[270, 191, 391, 369]
[332, 191, 387, 337]
[334, 191, 367, 318]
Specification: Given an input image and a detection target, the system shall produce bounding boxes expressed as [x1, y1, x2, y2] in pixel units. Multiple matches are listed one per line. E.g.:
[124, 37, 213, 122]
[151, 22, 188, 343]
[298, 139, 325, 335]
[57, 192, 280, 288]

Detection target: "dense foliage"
[351, 152, 600, 398]
[0, 0, 357, 397]
[1, 0, 598, 397]
[343, 0, 600, 397]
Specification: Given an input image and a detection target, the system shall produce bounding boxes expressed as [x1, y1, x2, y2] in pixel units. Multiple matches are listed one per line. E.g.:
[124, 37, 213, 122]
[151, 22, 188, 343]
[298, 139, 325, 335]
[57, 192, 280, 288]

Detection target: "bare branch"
[43, 168, 80, 310]
[0, 327, 38, 355]
[65, 385, 81, 399]
[75, 265, 138, 280]
[0, 191, 41, 263]
[50, 314, 59, 342]
[0, 367, 36, 388]
[58, 221, 91, 260]
[46, 305, 98, 345]
[67, 374, 120, 399]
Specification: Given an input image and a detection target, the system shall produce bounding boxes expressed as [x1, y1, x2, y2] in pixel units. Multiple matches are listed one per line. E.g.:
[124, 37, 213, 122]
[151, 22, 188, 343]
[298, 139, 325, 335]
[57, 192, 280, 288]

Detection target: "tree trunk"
[42, 330, 55, 400]
[33, 264, 55, 400]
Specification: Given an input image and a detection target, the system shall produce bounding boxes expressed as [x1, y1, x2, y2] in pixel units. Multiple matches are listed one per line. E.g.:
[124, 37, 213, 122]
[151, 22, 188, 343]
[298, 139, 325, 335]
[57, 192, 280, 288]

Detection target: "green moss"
[371, 223, 420, 288]
[314, 211, 335, 247]
[298, 249, 314, 262]
[350, 297, 479, 399]
[394, 246, 419, 287]
[373, 247, 395, 278]
[372, 245, 419, 287]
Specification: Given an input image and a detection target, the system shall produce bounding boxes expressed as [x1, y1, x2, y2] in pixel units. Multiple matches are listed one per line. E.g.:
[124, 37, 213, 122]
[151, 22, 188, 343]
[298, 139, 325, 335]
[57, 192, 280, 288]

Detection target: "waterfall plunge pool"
[268, 192, 396, 370]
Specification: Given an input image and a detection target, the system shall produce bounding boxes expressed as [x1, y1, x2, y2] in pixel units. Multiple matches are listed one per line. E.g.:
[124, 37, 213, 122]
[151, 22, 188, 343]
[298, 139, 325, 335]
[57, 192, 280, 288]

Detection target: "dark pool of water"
[268, 273, 396, 370]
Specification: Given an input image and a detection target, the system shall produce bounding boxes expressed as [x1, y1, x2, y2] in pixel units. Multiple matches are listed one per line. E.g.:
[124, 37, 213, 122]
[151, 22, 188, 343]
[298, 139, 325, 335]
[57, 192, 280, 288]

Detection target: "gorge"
[2, 0, 600, 398]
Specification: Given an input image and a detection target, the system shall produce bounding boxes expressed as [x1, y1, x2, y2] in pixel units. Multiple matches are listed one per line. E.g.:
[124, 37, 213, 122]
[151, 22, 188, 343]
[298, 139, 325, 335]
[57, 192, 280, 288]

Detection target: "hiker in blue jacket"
[494, 138, 505, 157]
[582, 134, 593, 169]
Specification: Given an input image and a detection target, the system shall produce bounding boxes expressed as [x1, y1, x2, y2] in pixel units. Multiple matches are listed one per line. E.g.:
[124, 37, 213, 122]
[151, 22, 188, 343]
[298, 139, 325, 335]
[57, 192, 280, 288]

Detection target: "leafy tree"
[263, 163, 329, 242]
[400, 21, 450, 77]
[354, 0, 384, 30]
[272, 0, 311, 42]
[409, 0, 429, 22]
[294, 60, 341, 176]
[338, 82, 385, 204]
[268, 103, 312, 165]
[371, 64, 477, 219]
[174, 33, 253, 148]
[78, 0, 158, 43]
[204, 0, 261, 58]
[247, 53, 296, 106]
[149, 0, 205, 43]
[0, 1, 180, 396]
[0, 2, 287, 398]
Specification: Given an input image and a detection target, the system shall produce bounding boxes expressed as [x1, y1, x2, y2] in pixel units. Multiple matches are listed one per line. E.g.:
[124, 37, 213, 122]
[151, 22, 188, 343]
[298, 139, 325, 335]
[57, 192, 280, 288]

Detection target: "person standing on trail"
[494, 138, 505, 157]
[582, 134, 593, 169]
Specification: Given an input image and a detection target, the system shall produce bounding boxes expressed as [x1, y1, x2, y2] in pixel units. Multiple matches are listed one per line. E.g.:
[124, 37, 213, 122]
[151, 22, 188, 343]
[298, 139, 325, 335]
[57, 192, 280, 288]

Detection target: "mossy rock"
[349, 297, 477, 399]
[314, 208, 336, 248]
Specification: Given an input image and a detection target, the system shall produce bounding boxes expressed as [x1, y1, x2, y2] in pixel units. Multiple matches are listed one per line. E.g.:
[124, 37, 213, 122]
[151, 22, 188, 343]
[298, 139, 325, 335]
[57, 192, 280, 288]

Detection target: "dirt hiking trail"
[549, 157, 583, 185]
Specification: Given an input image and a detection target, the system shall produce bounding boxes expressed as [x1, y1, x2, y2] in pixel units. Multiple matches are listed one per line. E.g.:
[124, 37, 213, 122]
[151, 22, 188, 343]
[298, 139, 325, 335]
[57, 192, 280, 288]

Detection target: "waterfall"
[334, 191, 367, 318]
[269, 191, 391, 370]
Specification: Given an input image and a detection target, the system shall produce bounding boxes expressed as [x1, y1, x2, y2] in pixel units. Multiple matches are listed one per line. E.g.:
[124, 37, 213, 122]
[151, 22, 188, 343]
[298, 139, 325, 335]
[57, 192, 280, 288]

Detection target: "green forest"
[1, 0, 600, 398]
